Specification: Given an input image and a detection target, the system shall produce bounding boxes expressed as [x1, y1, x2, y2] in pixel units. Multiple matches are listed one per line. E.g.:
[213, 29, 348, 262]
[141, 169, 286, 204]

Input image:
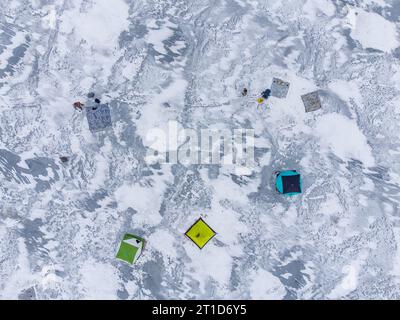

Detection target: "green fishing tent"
[116, 233, 145, 264]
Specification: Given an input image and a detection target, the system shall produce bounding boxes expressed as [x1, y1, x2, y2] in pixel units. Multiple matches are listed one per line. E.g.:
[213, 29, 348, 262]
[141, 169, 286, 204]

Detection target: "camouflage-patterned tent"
[301, 91, 322, 113]
[86, 103, 112, 132]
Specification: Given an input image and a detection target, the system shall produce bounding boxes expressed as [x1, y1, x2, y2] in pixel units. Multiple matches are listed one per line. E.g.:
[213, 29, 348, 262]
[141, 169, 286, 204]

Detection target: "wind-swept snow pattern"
[1, 0, 400, 300]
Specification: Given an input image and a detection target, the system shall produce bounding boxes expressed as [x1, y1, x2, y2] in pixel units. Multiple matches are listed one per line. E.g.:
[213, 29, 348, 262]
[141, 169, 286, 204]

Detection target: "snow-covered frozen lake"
[1, 0, 400, 299]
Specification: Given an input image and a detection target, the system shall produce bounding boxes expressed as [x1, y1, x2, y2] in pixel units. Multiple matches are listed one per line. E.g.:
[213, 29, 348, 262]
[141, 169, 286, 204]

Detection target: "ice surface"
[1, 0, 400, 300]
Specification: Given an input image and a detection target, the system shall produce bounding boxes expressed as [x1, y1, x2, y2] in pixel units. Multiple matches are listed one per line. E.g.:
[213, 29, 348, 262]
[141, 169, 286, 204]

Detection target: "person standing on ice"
[73, 101, 84, 111]
[261, 89, 271, 100]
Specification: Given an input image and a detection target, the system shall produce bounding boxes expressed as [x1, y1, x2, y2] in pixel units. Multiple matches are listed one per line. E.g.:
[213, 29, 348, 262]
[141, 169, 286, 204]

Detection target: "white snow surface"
[1, 0, 400, 300]
[347, 8, 399, 52]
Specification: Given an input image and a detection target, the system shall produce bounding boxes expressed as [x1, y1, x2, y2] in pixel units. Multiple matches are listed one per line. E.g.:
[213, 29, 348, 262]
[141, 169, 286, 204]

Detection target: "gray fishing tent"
[271, 78, 290, 98]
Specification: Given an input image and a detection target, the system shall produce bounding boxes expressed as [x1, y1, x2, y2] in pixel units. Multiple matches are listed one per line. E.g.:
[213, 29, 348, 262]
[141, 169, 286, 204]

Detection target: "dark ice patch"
[0, 149, 31, 183]
[150, 162, 161, 170]
[367, 165, 391, 182]
[25, 158, 53, 177]
[273, 259, 309, 299]
[120, 23, 148, 45]
[25, 157, 60, 192]
[117, 288, 129, 300]
[0, 35, 31, 80]
[278, 260, 308, 288]
[393, 47, 400, 60]
[0, 149, 60, 191]
[18, 287, 36, 300]
[35, 180, 51, 192]
[148, 24, 187, 65]
[18, 218, 48, 261]
[80, 189, 109, 212]
[142, 257, 164, 299]
[207, 165, 220, 180]
[378, 3, 400, 22]
[0, 22, 16, 55]
[342, 28, 357, 50]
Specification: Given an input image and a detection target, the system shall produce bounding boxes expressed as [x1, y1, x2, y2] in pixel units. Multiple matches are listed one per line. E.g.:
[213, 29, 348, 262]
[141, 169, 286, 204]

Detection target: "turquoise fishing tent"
[275, 170, 302, 196]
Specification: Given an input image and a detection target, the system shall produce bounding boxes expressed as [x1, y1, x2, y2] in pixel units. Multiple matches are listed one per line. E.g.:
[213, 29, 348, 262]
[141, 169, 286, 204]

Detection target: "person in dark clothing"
[73, 101, 84, 111]
[242, 88, 248, 96]
[261, 89, 271, 100]
[95, 98, 101, 104]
